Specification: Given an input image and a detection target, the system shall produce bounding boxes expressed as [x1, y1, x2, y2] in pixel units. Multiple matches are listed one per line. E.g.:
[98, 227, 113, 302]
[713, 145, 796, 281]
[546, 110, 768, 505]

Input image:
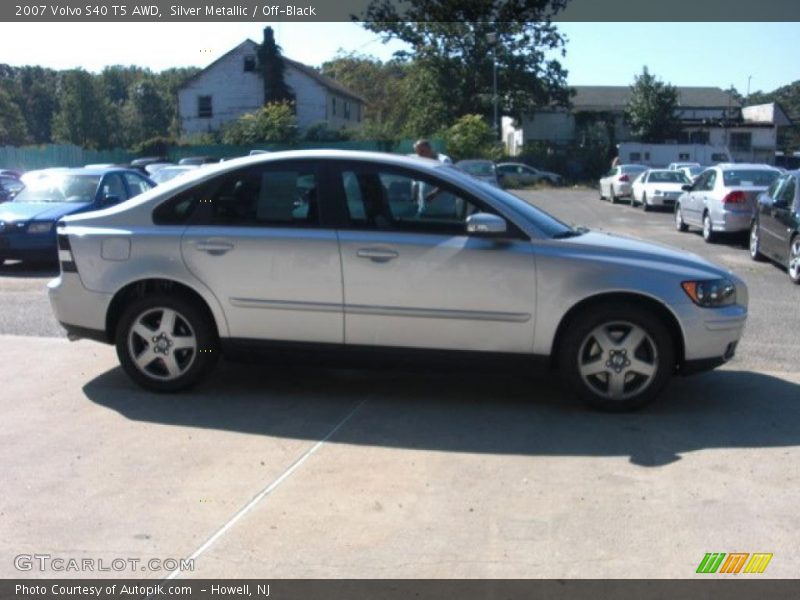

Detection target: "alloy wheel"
[577, 321, 659, 402]
[789, 238, 800, 284]
[127, 307, 198, 381]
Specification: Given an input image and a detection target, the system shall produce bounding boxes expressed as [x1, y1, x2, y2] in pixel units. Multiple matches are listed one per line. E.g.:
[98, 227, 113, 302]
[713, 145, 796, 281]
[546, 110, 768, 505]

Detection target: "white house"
[178, 39, 366, 137]
[502, 86, 792, 163]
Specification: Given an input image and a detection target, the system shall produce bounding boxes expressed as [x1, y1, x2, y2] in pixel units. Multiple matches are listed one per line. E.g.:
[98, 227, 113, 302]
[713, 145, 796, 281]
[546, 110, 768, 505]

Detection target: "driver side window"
[778, 177, 796, 207]
[340, 167, 480, 235]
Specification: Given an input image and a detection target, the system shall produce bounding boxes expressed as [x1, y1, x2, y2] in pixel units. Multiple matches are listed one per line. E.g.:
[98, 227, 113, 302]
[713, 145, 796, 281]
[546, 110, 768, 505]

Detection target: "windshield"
[457, 161, 495, 177]
[648, 171, 690, 184]
[13, 173, 101, 203]
[152, 168, 195, 184]
[722, 169, 779, 187]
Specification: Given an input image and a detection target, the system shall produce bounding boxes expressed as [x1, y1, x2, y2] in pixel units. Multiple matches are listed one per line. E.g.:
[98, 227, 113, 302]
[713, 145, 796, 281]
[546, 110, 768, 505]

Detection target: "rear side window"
[197, 165, 319, 228]
[722, 170, 779, 187]
[124, 173, 154, 197]
[153, 187, 203, 225]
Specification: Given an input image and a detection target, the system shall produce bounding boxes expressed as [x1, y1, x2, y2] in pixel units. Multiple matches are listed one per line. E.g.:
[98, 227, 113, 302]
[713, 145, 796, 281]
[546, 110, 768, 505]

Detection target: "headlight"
[681, 279, 736, 307]
[27, 222, 53, 234]
[654, 189, 663, 195]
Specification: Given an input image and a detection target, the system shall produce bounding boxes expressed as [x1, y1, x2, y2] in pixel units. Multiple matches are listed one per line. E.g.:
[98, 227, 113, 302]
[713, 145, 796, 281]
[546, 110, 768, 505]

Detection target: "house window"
[243, 55, 256, 72]
[730, 132, 752, 152]
[332, 97, 337, 116]
[679, 153, 690, 160]
[344, 101, 351, 120]
[197, 96, 213, 119]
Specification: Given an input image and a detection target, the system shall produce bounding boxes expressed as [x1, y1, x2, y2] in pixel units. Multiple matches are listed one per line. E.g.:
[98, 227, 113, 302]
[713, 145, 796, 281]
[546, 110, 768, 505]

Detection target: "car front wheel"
[749, 220, 765, 261]
[702, 213, 716, 243]
[558, 304, 675, 411]
[642, 193, 651, 212]
[115, 294, 219, 392]
[675, 205, 688, 232]
[789, 237, 800, 285]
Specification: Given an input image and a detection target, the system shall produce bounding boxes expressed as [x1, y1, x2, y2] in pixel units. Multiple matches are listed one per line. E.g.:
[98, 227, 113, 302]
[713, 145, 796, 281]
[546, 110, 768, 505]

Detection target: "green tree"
[52, 69, 110, 148]
[442, 114, 499, 160]
[0, 88, 30, 145]
[359, 0, 571, 131]
[258, 26, 293, 104]
[624, 67, 681, 143]
[222, 102, 298, 145]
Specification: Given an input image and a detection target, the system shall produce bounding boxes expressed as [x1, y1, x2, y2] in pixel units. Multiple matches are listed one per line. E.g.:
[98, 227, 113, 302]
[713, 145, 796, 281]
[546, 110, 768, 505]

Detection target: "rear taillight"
[722, 191, 746, 204]
[57, 233, 78, 273]
[618, 174, 630, 182]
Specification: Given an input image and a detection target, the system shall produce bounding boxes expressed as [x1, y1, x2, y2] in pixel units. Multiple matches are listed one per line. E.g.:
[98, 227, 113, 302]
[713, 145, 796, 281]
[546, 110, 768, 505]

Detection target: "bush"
[131, 136, 176, 156]
[222, 102, 298, 145]
[304, 121, 352, 142]
[442, 114, 502, 161]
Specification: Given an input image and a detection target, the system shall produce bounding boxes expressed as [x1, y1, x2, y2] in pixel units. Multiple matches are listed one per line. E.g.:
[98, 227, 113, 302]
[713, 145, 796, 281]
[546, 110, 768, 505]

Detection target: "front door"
[180, 161, 344, 343]
[332, 162, 537, 354]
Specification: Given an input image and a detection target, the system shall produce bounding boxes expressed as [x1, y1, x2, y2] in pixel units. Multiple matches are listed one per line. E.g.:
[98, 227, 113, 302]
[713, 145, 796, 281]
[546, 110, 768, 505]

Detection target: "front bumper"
[675, 302, 747, 375]
[0, 229, 58, 261]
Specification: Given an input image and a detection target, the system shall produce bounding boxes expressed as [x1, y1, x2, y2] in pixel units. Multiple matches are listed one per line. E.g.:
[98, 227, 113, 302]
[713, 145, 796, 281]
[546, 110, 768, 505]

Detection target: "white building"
[502, 86, 792, 163]
[178, 39, 366, 137]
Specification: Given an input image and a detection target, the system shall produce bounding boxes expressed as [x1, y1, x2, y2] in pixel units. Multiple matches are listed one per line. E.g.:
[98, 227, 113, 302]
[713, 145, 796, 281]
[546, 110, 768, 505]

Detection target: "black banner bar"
[2, 0, 800, 22]
[2, 580, 800, 600]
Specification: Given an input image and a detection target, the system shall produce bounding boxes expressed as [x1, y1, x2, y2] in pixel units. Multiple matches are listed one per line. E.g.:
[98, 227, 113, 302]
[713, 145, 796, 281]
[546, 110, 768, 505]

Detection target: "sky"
[0, 21, 798, 95]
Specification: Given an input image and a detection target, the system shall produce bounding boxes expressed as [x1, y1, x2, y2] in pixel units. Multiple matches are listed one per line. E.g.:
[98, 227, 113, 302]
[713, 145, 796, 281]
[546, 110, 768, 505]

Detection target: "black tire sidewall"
[115, 293, 219, 392]
[558, 304, 675, 412]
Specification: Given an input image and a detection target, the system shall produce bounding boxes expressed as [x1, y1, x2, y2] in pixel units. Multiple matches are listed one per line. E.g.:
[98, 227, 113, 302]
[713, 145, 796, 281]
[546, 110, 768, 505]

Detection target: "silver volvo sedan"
[48, 150, 748, 411]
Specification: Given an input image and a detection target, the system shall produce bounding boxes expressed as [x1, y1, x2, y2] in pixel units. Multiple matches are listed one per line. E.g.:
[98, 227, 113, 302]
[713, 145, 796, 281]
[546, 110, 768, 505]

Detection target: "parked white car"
[599, 164, 647, 203]
[631, 169, 692, 211]
[668, 162, 701, 171]
[675, 163, 781, 242]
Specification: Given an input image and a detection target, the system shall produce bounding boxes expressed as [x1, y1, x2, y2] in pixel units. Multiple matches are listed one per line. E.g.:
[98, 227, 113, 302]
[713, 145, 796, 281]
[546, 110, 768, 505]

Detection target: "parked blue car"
[0, 167, 154, 264]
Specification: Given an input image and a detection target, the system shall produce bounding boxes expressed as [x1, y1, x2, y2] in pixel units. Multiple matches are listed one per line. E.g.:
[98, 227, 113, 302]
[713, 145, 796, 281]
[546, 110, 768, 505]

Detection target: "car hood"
[561, 230, 729, 278]
[0, 202, 89, 223]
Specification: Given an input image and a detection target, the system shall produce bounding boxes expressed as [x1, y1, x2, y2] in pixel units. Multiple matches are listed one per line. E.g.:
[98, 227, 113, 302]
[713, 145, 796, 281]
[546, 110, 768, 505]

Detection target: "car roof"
[713, 163, 779, 170]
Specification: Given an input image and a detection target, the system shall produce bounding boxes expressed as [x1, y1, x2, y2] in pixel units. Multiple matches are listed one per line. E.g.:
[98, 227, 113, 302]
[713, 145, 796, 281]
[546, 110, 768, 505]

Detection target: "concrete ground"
[1, 189, 798, 579]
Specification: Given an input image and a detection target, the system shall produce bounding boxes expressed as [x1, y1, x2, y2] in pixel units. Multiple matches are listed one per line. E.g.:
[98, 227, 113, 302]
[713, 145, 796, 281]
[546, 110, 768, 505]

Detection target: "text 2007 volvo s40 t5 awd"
[48, 151, 748, 411]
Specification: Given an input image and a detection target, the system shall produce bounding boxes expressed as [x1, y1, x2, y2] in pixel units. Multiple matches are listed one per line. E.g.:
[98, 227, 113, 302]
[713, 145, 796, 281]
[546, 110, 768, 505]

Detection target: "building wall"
[180, 41, 364, 136]
[179, 43, 262, 136]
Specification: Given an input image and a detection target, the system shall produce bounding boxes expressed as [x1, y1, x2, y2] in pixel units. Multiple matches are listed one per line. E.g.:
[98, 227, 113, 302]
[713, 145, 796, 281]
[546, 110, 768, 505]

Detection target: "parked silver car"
[496, 163, 563, 186]
[599, 164, 647, 203]
[48, 150, 748, 411]
[674, 163, 781, 242]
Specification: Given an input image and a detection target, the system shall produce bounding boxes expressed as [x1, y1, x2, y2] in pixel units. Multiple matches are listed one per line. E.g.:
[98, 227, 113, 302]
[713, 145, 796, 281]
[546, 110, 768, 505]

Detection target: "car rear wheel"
[702, 213, 716, 243]
[610, 187, 618, 204]
[789, 236, 800, 285]
[675, 205, 688, 232]
[115, 294, 219, 392]
[749, 220, 765, 261]
[558, 304, 675, 412]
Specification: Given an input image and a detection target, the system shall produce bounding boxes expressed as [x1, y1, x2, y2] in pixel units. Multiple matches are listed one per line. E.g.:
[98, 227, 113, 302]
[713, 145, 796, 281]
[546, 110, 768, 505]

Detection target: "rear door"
[179, 160, 344, 343]
[768, 175, 797, 263]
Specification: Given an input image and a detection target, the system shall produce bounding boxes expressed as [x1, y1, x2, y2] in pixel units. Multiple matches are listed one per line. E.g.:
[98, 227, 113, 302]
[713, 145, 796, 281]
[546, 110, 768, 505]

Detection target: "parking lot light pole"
[486, 31, 499, 139]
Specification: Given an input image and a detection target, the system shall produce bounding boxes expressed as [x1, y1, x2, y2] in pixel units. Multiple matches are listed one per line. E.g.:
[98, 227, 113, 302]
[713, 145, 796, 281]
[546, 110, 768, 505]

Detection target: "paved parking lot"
[1, 188, 798, 579]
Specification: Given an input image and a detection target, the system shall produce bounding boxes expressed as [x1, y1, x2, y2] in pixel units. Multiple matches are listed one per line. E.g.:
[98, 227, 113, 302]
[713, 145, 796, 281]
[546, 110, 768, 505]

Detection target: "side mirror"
[466, 212, 507, 237]
[681, 185, 692, 192]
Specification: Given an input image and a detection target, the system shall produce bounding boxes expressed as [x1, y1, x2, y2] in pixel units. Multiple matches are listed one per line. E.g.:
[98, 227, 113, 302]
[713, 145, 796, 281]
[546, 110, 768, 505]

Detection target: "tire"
[115, 293, 219, 392]
[702, 212, 716, 243]
[789, 236, 800, 285]
[599, 186, 605, 201]
[610, 187, 618, 204]
[675, 204, 688, 232]
[642, 193, 651, 212]
[558, 303, 675, 412]
[749, 220, 765, 262]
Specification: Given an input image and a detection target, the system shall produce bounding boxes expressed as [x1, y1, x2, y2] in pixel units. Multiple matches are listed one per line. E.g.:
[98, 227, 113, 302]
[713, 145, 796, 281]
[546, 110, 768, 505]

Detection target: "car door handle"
[356, 248, 399, 263]
[195, 240, 234, 254]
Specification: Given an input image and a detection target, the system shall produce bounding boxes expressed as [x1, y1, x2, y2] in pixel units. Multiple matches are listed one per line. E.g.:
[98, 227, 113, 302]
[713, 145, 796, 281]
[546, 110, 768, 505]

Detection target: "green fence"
[0, 139, 444, 171]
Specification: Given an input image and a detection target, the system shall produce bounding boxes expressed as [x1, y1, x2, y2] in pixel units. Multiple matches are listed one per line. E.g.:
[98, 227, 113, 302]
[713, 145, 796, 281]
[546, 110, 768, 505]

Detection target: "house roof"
[742, 102, 793, 126]
[180, 39, 366, 105]
[570, 86, 741, 111]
